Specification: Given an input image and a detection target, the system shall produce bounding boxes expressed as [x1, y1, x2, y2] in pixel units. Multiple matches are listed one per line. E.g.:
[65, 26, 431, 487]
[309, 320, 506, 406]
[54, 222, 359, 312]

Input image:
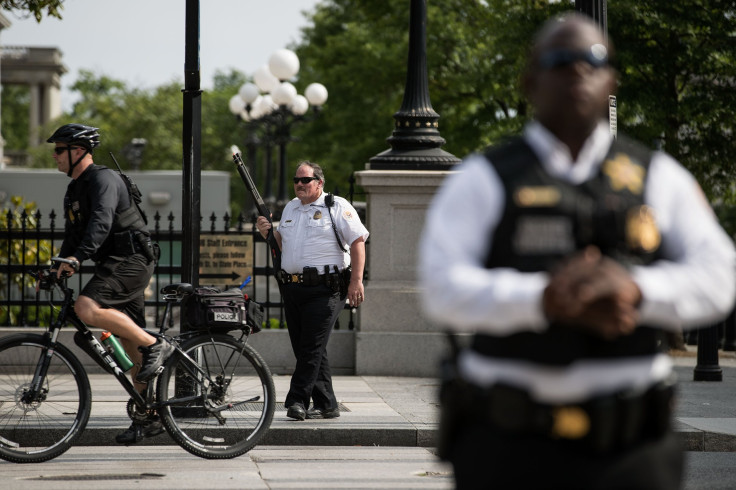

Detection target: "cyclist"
[47, 123, 173, 444]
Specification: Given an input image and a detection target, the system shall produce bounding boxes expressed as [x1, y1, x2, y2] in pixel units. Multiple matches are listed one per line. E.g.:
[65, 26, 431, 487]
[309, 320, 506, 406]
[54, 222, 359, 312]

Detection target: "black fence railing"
[1, 208, 357, 331]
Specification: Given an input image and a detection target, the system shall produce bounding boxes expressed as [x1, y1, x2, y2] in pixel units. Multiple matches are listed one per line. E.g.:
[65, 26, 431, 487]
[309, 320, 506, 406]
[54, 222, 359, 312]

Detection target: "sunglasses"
[53, 146, 82, 155]
[293, 176, 320, 185]
[538, 44, 609, 70]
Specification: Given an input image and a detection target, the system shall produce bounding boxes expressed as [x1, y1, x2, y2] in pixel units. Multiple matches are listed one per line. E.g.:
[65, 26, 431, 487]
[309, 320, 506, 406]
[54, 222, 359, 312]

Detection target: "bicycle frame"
[30, 274, 150, 410]
[31, 268, 252, 419]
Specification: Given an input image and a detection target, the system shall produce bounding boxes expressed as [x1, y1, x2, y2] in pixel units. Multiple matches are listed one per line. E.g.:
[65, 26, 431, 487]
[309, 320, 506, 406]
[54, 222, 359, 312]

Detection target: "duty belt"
[447, 378, 675, 453]
[276, 269, 342, 286]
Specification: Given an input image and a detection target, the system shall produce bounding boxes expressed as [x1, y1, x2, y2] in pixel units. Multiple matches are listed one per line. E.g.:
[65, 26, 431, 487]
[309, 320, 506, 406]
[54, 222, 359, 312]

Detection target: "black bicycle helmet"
[48, 124, 100, 176]
[47, 123, 101, 150]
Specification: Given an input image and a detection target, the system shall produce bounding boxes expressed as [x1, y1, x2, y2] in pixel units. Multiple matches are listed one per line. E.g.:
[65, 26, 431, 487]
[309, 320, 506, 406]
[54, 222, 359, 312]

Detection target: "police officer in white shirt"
[257, 161, 369, 421]
[419, 13, 736, 490]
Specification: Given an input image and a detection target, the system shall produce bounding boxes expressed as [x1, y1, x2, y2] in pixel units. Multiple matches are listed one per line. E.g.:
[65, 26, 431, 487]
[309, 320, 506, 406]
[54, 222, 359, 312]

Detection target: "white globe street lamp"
[268, 49, 300, 80]
[228, 49, 327, 212]
[305, 83, 328, 107]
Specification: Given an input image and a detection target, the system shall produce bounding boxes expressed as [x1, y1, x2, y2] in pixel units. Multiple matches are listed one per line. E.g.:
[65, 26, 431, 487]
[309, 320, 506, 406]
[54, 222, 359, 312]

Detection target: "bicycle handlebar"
[51, 256, 80, 272]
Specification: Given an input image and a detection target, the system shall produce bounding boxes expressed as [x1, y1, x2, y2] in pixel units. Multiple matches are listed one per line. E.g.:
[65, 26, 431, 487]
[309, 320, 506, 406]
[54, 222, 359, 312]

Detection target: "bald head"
[522, 13, 617, 157]
[531, 13, 611, 63]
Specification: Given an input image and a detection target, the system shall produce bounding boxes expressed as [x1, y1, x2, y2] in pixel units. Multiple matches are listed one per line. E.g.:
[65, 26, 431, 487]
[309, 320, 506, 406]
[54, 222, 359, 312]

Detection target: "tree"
[292, 0, 736, 221]
[0, 84, 30, 150]
[25, 69, 253, 219]
[289, 0, 569, 195]
[608, 1, 736, 204]
[12, 0, 736, 232]
[1, 0, 64, 21]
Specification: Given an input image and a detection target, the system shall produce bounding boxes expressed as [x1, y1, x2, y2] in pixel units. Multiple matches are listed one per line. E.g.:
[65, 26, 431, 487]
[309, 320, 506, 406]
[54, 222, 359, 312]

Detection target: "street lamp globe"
[239, 82, 260, 104]
[254, 65, 280, 93]
[268, 48, 300, 80]
[228, 94, 245, 115]
[290, 95, 309, 116]
[271, 81, 298, 106]
[305, 83, 328, 107]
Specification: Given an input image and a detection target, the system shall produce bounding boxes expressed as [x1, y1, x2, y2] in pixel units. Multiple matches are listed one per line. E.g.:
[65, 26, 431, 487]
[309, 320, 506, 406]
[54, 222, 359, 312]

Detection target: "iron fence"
[1, 208, 357, 330]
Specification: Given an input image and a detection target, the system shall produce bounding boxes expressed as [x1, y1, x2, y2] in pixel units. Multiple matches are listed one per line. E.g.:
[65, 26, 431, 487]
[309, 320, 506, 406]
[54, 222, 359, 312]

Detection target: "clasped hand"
[542, 246, 642, 340]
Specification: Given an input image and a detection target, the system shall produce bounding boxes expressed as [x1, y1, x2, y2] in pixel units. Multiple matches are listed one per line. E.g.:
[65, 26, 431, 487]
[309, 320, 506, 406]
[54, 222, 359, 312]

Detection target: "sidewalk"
[69, 348, 736, 451]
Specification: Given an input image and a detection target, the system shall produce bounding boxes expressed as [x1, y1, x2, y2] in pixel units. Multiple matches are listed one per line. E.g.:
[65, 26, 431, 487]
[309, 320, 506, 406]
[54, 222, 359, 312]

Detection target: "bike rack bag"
[182, 287, 263, 334]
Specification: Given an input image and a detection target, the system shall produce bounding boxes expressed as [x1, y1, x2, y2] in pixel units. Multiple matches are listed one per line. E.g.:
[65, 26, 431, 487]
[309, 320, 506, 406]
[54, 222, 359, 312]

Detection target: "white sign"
[199, 234, 253, 288]
[609, 95, 617, 138]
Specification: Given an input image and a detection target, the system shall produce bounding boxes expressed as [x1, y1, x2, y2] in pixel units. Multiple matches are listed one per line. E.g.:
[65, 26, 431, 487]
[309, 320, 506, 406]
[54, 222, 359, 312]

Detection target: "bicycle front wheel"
[0, 334, 91, 463]
[157, 333, 275, 459]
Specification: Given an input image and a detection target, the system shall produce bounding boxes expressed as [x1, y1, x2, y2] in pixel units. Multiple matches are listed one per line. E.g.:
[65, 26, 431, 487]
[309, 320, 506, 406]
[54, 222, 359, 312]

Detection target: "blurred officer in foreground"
[419, 13, 736, 490]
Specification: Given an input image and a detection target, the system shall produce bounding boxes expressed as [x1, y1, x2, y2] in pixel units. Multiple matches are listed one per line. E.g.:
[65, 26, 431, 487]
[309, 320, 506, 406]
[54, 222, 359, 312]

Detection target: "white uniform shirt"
[419, 121, 736, 403]
[279, 193, 369, 274]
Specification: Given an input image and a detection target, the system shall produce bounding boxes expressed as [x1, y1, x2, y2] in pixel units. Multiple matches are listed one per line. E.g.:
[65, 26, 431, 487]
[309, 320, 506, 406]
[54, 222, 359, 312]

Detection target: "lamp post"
[369, 0, 459, 169]
[229, 49, 327, 218]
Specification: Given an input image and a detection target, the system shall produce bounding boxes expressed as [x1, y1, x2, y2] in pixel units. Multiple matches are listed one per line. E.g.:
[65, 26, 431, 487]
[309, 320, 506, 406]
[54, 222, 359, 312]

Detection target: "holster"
[113, 230, 158, 264]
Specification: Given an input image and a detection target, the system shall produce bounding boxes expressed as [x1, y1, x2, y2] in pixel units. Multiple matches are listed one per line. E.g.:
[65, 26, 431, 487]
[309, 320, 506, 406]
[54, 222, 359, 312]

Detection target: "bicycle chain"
[126, 397, 157, 422]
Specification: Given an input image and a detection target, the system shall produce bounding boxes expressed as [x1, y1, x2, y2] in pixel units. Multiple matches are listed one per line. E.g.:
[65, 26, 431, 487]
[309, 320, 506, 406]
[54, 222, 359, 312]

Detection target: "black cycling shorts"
[81, 253, 154, 328]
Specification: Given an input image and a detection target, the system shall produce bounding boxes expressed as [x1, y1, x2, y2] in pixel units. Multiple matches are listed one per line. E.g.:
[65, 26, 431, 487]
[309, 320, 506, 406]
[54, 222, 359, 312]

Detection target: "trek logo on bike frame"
[89, 336, 126, 377]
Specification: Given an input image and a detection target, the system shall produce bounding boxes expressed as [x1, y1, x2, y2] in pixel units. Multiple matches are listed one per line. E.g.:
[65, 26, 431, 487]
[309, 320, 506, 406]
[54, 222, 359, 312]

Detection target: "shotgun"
[231, 146, 281, 275]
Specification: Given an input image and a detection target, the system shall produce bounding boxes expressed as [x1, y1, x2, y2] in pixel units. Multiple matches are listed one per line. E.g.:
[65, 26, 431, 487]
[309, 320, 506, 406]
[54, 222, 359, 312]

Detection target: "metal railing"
[1, 208, 358, 330]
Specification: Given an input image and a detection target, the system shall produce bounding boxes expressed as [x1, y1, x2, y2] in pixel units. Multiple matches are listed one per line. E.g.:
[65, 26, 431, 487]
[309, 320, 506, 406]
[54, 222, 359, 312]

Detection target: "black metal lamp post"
[229, 49, 327, 218]
[369, 0, 459, 170]
[575, 0, 607, 36]
[182, 0, 202, 287]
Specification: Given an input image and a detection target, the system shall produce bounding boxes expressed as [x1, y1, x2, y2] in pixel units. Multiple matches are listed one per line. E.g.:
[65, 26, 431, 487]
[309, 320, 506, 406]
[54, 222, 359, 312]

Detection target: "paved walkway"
[65, 348, 736, 451]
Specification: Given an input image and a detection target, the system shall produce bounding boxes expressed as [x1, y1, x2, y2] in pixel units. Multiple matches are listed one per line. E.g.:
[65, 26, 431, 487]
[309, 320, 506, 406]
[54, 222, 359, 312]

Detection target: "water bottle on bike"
[100, 331, 134, 372]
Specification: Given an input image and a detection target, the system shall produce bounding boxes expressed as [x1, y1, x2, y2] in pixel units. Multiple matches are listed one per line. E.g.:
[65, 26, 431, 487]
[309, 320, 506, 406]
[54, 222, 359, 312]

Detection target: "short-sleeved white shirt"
[278, 193, 369, 274]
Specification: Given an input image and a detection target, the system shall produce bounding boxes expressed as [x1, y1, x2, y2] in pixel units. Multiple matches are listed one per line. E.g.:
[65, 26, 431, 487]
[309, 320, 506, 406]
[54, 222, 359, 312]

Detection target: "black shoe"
[306, 406, 340, 419]
[286, 403, 306, 421]
[115, 418, 164, 444]
[136, 338, 175, 383]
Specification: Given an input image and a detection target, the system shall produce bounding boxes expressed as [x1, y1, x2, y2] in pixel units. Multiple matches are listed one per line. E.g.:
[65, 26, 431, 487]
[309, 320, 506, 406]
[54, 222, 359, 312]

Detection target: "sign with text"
[609, 95, 617, 138]
[199, 235, 253, 287]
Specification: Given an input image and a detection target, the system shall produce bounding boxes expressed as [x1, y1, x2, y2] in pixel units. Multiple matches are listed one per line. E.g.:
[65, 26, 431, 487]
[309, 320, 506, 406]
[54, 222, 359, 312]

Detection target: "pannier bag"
[183, 287, 263, 334]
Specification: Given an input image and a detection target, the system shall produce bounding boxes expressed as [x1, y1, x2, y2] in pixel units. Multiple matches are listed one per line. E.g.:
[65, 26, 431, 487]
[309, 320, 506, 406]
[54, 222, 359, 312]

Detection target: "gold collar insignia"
[602, 153, 645, 194]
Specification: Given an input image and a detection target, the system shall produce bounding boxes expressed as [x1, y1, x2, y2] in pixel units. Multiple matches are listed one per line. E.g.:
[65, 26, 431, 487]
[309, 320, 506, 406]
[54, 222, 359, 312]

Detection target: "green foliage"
[0, 85, 30, 150]
[608, 1, 736, 205]
[290, 0, 569, 193]
[10, 0, 736, 225]
[0, 0, 64, 21]
[0, 197, 53, 324]
[0, 305, 54, 326]
[261, 317, 285, 330]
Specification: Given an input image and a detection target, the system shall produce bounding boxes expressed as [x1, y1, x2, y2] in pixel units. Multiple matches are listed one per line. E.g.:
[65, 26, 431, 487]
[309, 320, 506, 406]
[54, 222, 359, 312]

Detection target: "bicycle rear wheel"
[157, 333, 275, 459]
[0, 334, 91, 463]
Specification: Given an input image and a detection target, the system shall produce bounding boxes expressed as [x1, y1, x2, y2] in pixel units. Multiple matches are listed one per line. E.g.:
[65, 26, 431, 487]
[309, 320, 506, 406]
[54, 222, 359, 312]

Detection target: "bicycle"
[0, 257, 275, 463]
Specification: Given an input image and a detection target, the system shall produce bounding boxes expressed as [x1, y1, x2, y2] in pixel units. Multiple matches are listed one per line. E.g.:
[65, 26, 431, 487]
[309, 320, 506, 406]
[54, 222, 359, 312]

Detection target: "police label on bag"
[213, 311, 239, 323]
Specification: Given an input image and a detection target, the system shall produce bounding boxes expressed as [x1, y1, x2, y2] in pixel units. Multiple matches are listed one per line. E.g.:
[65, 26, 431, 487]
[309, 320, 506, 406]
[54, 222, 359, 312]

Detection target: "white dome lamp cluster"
[228, 49, 327, 213]
[228, 49, 328, 122]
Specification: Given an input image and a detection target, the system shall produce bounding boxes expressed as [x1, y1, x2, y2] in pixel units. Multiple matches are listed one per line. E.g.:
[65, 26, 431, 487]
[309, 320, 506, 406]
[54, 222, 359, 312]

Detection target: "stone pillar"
[28, 82, 41, 146]
[355, 169, 454, 376]
[353, 0, 459, 376]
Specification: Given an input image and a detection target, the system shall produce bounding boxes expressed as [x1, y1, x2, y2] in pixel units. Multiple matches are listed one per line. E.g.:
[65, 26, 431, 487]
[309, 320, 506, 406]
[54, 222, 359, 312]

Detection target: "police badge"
[626, 205, 661, 253]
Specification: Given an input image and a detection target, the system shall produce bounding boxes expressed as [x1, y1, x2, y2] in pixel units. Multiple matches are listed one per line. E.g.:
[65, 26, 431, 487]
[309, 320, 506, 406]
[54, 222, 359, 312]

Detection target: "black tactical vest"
[63, 165, 147, 261]
[472, 135, 668, 365]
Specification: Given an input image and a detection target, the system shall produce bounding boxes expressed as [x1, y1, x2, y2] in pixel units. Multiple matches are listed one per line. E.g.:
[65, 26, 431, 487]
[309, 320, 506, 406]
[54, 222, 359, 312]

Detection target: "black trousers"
[449, 422, 684, 490]
[281, 283, 342, 410]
